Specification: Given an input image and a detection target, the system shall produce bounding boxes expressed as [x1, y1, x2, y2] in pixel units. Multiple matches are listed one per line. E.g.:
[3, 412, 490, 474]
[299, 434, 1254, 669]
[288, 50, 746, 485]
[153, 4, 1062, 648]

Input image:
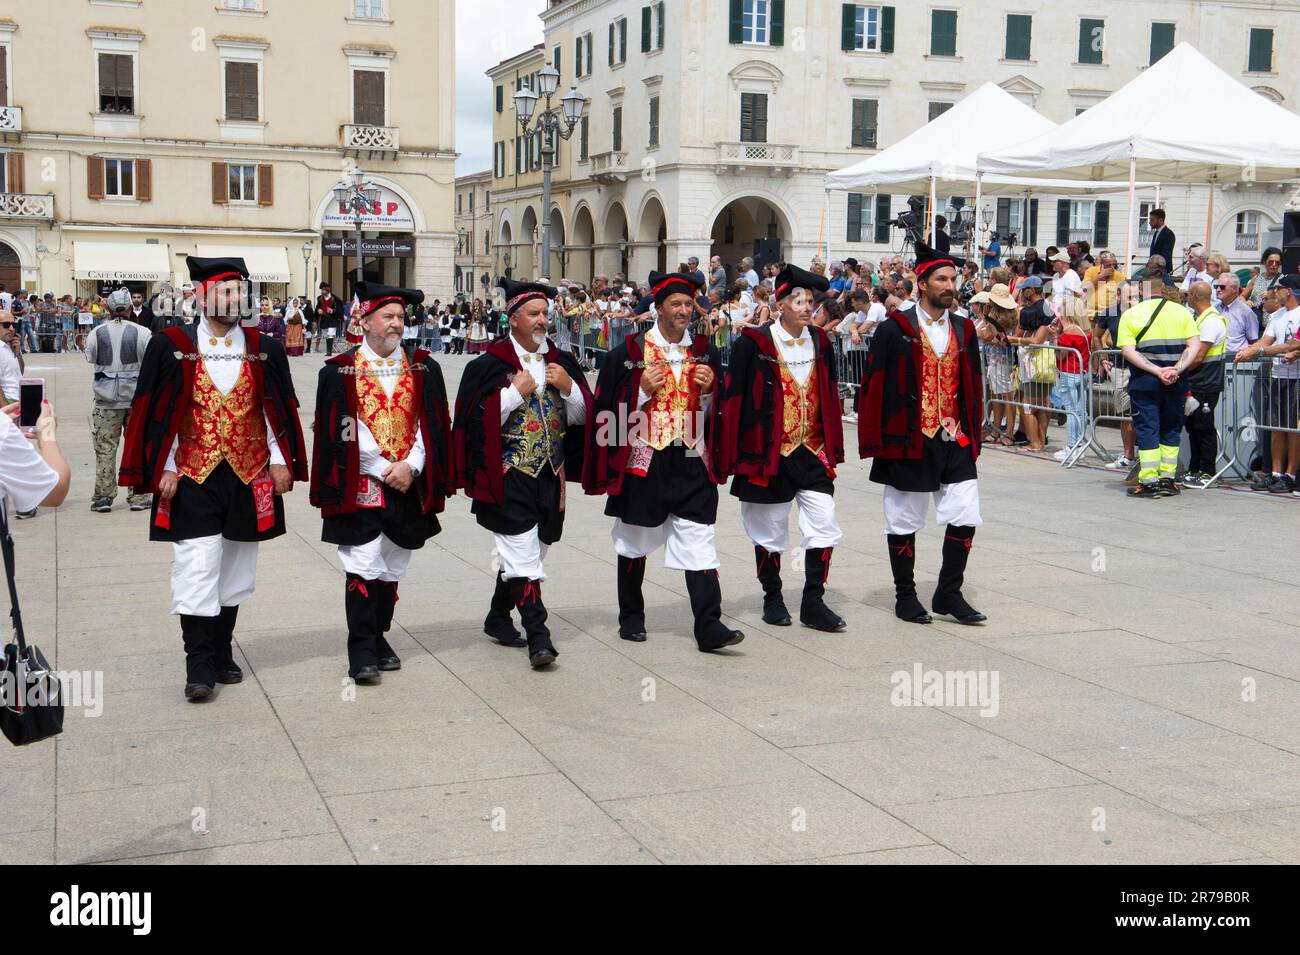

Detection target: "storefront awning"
[196, 245, 292, 284]
[73, 241, 171, 282]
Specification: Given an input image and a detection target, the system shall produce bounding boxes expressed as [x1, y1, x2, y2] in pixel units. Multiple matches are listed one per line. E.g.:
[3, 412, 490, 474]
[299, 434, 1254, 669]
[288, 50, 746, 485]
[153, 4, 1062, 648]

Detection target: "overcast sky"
[455, 0, 546, 176]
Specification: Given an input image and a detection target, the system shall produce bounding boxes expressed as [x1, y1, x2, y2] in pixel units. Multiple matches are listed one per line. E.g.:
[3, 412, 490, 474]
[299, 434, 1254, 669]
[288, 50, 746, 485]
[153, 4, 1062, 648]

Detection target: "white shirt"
[164, 316, 287, 473]
[771, 321, 815, 387]
[0, 292, 12, 312]
[743, 268, 760, 289]
[1264, 307, 1300, 380]
[0, 413, 58, 518]
[909, 301, 952, 355]
[498, 333, 588, 426]
[356, 339, 426, 479]
[1051, 268, 1083, 308]
[0, 342, 20, 403]
[1195, 310, 1227, 350]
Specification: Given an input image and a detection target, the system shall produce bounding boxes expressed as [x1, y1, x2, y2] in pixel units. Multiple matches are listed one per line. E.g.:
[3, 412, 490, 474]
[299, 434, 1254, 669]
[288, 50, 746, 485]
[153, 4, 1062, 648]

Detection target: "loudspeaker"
[1283, 211, 1300, 247]
[752, 237, 781, 268]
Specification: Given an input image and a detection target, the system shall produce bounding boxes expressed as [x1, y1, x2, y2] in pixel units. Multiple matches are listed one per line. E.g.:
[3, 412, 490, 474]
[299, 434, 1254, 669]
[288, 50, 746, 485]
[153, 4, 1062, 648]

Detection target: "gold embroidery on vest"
[778, 356, 824, 457]
[919, 327, 960, 439]
[502, 386, 564, 478]
[355, 354, 417, 461]
[175, 358, 269, 485]
[644, 337, 700, 449]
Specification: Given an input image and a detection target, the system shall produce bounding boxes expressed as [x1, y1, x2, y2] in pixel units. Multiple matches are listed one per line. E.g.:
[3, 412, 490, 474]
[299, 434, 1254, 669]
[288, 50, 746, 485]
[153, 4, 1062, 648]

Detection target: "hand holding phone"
[18, 378, 44, 435]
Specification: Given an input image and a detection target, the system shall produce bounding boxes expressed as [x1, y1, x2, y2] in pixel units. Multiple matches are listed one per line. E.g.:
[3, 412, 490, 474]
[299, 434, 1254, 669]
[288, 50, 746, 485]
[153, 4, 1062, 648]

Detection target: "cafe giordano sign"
[319, 182, 421, 232]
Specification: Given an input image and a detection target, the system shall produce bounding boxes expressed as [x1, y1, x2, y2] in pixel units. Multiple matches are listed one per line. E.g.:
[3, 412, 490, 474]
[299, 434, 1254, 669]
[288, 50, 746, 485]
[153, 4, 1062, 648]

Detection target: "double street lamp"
[333, 167, 380, 293]
[513, 64, 587, 281]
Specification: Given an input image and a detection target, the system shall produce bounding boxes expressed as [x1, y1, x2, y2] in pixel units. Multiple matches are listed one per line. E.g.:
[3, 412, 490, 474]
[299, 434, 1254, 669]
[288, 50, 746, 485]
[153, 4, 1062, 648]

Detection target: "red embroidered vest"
[355, 353, 418, 461]
[175, 359, 269, 484]
[778, 359, 824, 457]
[919, 324, 960, 439]
[643, 337, 702, 450]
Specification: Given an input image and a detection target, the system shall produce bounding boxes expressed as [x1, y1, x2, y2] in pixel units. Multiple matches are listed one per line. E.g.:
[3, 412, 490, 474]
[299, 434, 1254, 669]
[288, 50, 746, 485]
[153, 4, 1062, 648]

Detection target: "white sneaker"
[1052, 449, 1071, 462]
[1105, 456, 1136, 470]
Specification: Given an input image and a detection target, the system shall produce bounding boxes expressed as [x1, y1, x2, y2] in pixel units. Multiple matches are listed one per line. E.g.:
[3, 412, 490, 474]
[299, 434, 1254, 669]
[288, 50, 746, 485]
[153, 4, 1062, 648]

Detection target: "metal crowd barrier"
[979, 340, 1090, 467]
[1217, 360, 1300, 487]
[1080, 348, 1134, 467]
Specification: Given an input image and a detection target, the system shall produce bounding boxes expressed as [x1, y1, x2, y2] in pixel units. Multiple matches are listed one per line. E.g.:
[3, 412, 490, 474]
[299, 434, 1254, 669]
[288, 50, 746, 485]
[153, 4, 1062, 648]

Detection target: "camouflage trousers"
[92, 407, 150, 507]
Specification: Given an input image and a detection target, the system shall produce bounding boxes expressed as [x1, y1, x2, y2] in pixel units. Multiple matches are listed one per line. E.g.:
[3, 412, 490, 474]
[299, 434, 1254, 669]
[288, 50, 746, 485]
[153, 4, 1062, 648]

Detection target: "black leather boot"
[617, 555, 648, 641]
[374, 581, 402, 670]
[887, 533, 931, 624]
[931, 525, 986, 624]
[345, 574, 382, 682]
[800, 546, 846, 632]
[484, 570, 525, 646]
[212, 605, 243, 684]
[180, 615, 216, 700]
[509, 577, 557, 668]
[755, 546, 791, 626]
[685, 569, 745, 652]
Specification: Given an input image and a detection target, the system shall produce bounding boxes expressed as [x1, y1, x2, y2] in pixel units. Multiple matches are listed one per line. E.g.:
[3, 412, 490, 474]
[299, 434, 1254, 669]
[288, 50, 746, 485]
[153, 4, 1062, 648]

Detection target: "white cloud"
[455, 0, 546, 176]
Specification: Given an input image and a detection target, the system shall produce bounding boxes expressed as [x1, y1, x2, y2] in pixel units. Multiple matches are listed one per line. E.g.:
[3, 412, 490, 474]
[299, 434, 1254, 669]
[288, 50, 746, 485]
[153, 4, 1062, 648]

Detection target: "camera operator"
[1, 398, 71, 521]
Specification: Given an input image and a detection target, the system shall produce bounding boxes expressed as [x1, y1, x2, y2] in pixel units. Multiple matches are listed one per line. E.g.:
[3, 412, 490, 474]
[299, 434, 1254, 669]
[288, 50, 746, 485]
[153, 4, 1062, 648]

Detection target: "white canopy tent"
[825, 82, 1146, 263]
[977, 42, 1300, 274]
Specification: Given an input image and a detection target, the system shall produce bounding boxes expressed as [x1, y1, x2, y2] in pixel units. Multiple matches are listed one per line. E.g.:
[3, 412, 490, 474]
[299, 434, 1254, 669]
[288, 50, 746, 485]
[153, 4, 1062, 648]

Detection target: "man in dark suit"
[1148, 208, 1176, 274]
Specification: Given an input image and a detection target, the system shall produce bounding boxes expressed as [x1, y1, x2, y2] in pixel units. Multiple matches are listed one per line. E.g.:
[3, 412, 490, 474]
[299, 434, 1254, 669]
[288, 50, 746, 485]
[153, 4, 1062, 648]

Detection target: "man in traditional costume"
[452, 279, 592, 668]
[120, 256, 308, 700]
[583, 271, 744, 652]
[311, 282, 452, 683]
[719, 264, 846, 631]
[858, 243, 986, 625]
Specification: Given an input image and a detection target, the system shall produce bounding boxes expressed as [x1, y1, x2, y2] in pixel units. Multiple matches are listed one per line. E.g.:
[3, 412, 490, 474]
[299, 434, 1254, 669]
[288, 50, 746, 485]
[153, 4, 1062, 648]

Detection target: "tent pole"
[1205, 178, 1215, 249]
[929, 174, 937, 246]
[972, 171, 983, 277]
[1126, 156, 1137, 278]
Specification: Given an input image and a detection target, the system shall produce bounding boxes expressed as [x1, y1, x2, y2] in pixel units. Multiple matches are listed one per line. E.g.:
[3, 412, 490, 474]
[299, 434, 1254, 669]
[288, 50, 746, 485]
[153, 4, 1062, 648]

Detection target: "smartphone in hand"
[18, 378, 44, 434]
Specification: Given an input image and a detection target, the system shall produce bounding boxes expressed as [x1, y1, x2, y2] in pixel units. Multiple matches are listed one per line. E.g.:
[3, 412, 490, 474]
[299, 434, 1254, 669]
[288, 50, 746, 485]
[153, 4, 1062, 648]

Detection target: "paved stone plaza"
[5, 351, 1300, 865]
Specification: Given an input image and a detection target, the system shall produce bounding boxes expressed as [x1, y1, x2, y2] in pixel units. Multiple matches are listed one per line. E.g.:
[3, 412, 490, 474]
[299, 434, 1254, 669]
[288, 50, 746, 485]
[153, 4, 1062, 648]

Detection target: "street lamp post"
[514, 65, 587, 281]
[301, 241, 313, 301]
[333, 168, 380, 295]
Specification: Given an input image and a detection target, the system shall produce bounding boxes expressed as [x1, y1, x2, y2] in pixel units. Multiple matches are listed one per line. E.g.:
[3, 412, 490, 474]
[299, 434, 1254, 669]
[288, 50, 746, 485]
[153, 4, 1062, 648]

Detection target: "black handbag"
[1, 506, 64, 746]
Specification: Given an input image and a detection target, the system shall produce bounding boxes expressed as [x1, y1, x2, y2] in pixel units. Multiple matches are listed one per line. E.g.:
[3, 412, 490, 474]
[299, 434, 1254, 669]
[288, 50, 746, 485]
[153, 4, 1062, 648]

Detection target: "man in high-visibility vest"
[1181, 281, 1228, 487]
[1116, 282, 1201, 498]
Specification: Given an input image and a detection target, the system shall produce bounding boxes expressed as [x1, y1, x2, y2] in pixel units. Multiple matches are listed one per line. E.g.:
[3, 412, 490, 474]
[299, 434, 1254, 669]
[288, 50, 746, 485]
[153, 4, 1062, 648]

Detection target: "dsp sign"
[321, 185, 416, 230]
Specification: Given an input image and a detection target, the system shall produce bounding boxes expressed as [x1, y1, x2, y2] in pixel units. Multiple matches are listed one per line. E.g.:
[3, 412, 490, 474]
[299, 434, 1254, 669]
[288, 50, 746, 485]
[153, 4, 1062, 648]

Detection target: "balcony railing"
[342, 123, 399, 152]
[590, 150, 628, 182]
[0, 192, 54, 219]
[716, 140, 801, 175]
[0, 106, 21, 134]
[1235, 232, 1260, 252]
[1138, 228, 1154, 248]
[1066, 228, 1094, 244]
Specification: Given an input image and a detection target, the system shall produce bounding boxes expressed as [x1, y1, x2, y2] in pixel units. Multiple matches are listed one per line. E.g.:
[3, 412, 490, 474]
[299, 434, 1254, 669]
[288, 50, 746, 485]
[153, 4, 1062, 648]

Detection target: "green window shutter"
[1093, 200, 1110, 247]
[841, 4, 856, 51]
[847, 193, 863, 243]
[586, 36, 592, 75]
[1006, 14, 1032, 61]
[1028, 198, 1039, 246]
[851, 98, 878, 148]
[657, 1, 664, 49]
[495, 85, 503, 113]
[1149, 23, 1174, 64]
[642, 6, 652, 52]
[1056, 199, 1071, 247]
[613, 106, 622, 151]
[609, 22, 615, 65]
[1079, 18, 1104, 64]
[996, 198, 1010, 235]
[874, 195, 891, 243]
[729, 0, 744, 44]
[770, 0, 785, 46]
[881, 6, 895, 53]
[931, 10, 957, 57]
[1249, 28, 1273, 72]
[574, 38, 581, 76]
[554, 46, 562, 79]
[619, 17, 627, 61]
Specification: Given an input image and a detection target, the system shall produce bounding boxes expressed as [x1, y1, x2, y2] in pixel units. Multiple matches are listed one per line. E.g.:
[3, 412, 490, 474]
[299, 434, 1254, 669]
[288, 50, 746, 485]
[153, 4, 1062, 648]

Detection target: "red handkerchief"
[253, 469, 276, 532]
[355, 475, 385, 509]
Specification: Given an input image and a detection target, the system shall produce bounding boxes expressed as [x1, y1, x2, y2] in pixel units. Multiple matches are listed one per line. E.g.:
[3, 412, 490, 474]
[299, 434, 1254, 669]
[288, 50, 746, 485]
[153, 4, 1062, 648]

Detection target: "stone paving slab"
[7, 352, 1300, 864]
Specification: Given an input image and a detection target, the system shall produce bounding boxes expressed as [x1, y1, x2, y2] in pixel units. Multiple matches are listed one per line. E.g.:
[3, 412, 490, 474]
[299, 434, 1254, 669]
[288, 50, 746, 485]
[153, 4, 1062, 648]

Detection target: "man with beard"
[120, 257, 309, 700]
[719, 264, 846, 632]
[311, 282, 452, 683]
[858, 243, 986, 626]
[452, 279, 592, 669]
[584, 271, 744, 652]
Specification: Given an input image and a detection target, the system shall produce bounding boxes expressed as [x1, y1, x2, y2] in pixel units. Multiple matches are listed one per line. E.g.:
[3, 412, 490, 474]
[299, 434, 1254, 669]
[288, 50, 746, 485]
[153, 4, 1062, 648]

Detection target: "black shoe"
[887, 534, 931, 623]
[800, 546, 846, 632]
[510, 577, 558, 668]
[529, 647, 557, 668]
[484, 571, 525, 646]
[932, 526, 985, 624]
[619, 630, 648, 642]
[128, 500, 150, 511]
[352, 665, 381, 683]
[697, 629, 745, 652]
[90, 500, 112, 513]
[1156, 477, 1181, 497]
[377, 656, 402, 671]
[14, 509, 36, 520]
[215, 666, 243, 685]
[685, 569, 744, 651]
[1127, 482, 1163, 498]
[1268, 474, 1296, 494]
[1252, 474, 1279, 491]
[184, 683, 213, 701]
[755, 547, 791, 626]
